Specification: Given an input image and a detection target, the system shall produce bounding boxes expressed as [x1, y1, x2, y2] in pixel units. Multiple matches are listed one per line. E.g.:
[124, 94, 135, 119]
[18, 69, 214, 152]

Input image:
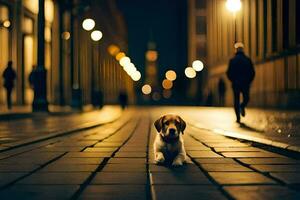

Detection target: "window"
[195, 0, 206, 9]
[196, 16, 206, 35]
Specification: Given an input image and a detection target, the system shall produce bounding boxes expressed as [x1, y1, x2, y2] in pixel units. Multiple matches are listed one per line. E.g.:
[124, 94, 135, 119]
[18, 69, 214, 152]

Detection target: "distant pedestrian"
[118, 91, 128, 110]
[2, 61, 16, 109]
[226, 43, 255, 123]
[218, 78, 226, 106]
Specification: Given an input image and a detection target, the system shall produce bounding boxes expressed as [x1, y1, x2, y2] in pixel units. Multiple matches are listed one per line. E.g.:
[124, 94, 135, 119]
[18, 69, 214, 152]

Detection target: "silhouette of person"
[218, 78, 226, 106]
[2, 61, 16, 110]
[118, 91, 128, 110]
[226, 43, 255, 123]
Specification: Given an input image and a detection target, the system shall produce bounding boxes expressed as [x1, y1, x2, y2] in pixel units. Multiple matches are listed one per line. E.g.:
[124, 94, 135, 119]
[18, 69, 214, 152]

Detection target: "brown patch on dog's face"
[154, 114, 186, 138]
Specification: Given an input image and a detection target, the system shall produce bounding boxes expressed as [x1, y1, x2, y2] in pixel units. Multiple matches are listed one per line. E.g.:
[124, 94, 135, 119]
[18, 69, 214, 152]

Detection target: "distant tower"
[145, 41, 158, 88]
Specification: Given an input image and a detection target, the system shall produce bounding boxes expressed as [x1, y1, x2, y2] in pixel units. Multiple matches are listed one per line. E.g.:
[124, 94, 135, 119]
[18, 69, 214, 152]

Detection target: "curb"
[189, 122, 300, 154]
[0, 115, 122, 153]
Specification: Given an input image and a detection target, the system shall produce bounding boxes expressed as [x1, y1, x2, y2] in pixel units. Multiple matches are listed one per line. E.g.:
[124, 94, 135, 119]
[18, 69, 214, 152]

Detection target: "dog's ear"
[179, 117, 186, 134]
[154, 116, 164, 132]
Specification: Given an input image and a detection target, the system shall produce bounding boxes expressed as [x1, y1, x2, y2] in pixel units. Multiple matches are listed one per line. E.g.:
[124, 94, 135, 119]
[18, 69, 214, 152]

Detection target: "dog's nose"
[169, 128, 176, 135]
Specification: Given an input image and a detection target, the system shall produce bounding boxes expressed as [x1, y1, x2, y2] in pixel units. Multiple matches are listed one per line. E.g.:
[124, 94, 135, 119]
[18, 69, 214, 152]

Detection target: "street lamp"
[192, 60, 204, 72]
[91, 30, 103, 41]
[185, 67, 196, 79]
[82, 18, 95, 31]
[226, 0, 241, 43]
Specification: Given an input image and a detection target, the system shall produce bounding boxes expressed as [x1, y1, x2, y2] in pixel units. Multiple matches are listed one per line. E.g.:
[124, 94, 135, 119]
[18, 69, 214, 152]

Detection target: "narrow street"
[0, 107, 299, 199]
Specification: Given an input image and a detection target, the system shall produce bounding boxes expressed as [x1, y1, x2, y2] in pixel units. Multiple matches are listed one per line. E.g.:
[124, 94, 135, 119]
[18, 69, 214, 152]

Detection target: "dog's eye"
[164, 121, 169, 125]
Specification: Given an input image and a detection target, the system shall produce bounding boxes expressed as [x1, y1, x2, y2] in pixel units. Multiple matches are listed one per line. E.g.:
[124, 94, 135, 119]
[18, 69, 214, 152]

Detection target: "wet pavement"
[0, 107, 300, 199]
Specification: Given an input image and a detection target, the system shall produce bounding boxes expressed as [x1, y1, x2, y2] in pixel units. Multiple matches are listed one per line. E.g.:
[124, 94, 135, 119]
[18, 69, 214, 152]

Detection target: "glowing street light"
[226, 0, 242, 13]
[165, 70, 177, 81]
[185, 67, 196, 79]
[91, 30, 103, 41]
[116, 52, 126, 61]
[108, 45, 120, 56]
[82, 18, 95, 31]
[142, 84, 152, 95]
[131, 71, 141, 81]
[3, 20, 11, 28]
[162, 79, 173, 90]
[119, 56, 131, 67]
[192, 60, 204, 72]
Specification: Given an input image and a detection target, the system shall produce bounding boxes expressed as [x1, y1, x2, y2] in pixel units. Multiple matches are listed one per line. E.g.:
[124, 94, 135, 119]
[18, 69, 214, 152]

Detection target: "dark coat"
[3, 67, 16, 89]
[226, 52, 255, 87]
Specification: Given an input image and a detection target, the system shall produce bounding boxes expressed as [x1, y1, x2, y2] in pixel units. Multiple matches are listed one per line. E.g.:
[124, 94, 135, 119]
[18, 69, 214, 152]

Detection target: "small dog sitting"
[153, 114, 186, 166]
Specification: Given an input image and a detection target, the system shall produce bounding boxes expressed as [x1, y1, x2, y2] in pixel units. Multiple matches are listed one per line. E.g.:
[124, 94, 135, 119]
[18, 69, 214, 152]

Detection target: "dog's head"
[154, 114, 186, 139]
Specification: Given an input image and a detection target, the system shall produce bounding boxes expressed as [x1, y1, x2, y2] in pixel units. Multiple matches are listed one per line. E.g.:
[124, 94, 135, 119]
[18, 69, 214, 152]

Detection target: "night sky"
[116, 0, 187, 82]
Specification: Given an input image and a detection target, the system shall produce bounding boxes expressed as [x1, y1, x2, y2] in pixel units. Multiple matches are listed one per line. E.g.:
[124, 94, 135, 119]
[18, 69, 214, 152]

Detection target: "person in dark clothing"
[218, 78, 226, 106]
[226, 43, 255, 123]
[2, 61, 16, 109]
[118, 91, 128, 110]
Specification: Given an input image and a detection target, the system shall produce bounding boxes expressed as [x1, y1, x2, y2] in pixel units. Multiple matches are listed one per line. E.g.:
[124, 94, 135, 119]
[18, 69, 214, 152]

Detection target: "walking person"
[2, 61, 16, 110]
[226, 43, 255, 123]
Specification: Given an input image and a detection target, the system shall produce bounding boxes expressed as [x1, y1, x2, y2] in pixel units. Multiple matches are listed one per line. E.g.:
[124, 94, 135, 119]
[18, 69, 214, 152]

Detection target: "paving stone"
[114, 152, 147, 158]
[205, 142, 250, 148]
[209, 172, 276, 185]
[0, 173, 26, 187]
[194, 158, 237, 164]
[54, 157, 103, 164]
[0, 185, 79, 200]
[150, 172, 211, 185]
[224, 185, 300, 200]
[214, 147, 261, 152]
[102, 164, 146, 172]
[188, 151, 222, 158]
[91, 172, 147, 184]
[200, 164, 252, 172]
[185, 146, 210, 151]
[84, 147, 117, 152]
[222, 152, 283, 158]
[65, 152, 112, 157]
[149, 164, 200, 173]
[40, 164, 98, 172]
[251, 165, 300, 172]
[94, 142, 123, 147]
[36, 147, 83, 152]
[0, 164, 39, 172]
[271, 173, 300, 184]
[18, 172, 90, 184]
[152, 185, 226, 200]
[108, 158, 146, 164]
[238, 158, 300, 165]
[79, 185, 147, 200]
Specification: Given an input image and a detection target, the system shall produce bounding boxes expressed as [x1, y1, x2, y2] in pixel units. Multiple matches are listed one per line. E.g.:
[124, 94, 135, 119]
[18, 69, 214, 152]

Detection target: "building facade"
[0, 0, 134, 109]
[188, 0, 300, 108]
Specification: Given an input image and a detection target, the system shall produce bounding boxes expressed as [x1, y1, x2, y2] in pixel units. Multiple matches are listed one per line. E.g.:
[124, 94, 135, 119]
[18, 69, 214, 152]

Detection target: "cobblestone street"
[0, 107, 300, 199]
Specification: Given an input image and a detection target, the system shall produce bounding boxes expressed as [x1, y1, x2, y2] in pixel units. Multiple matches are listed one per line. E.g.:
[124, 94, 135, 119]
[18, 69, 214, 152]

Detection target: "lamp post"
[226, 0, 241, 43]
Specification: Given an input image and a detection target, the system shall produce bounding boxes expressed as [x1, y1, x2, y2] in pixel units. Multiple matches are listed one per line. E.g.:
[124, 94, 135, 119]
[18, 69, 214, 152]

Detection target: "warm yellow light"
[226, 0, 241, 13]
[45, 0, 54, 22]
[165, 70, 177, 81]
[131, 71, 141, 81]
[120, 57, 131, 67]
[192, 60, 204, 72]
[62, 31, 70, 40]
[124, 63, 136, 75]
[108, 45, 120, 56]
[162, 79, 173, 90]
[142, 84, 152, 95]
[91, 30, 103, 41]
[82, 18, 95, 31]
[3, 20, 11, 28]
[116, 52, 126, 61]
[163, 89, 172, 99]
[185, 67, 196, 78]
[146, 50, 158, 61]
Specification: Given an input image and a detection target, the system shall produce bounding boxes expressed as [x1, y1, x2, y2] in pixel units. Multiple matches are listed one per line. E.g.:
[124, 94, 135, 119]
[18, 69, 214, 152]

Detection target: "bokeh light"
[119, 57, 131, 67]
[146, 50, 158, 61]
[61, 31, 70, 40]
[185, 67, 196, 78]
[226, 0, 242, 12]
[192, 60, 204, 72]
[162, 79, 173, 90]
[131, 71, 141, 81]
[82, 18, 95, 31]
[116, 52, 126, 61]
[91, 30, 103, 41]
[142, 84, 152, 95]
[108, 45, 120, 56]
[3, 20, 11, 28]
[165, 70, 177, 81]
[163, 89, 172, 99]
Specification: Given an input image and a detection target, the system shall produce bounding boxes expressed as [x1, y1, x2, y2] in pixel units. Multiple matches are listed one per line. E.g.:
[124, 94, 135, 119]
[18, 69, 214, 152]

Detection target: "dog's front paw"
[155, 153, 165, 164]
[172, 158, 183, 166]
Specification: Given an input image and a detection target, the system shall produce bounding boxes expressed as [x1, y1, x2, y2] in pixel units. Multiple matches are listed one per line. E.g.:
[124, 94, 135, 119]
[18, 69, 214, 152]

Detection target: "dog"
[153, 114, 186, 166]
